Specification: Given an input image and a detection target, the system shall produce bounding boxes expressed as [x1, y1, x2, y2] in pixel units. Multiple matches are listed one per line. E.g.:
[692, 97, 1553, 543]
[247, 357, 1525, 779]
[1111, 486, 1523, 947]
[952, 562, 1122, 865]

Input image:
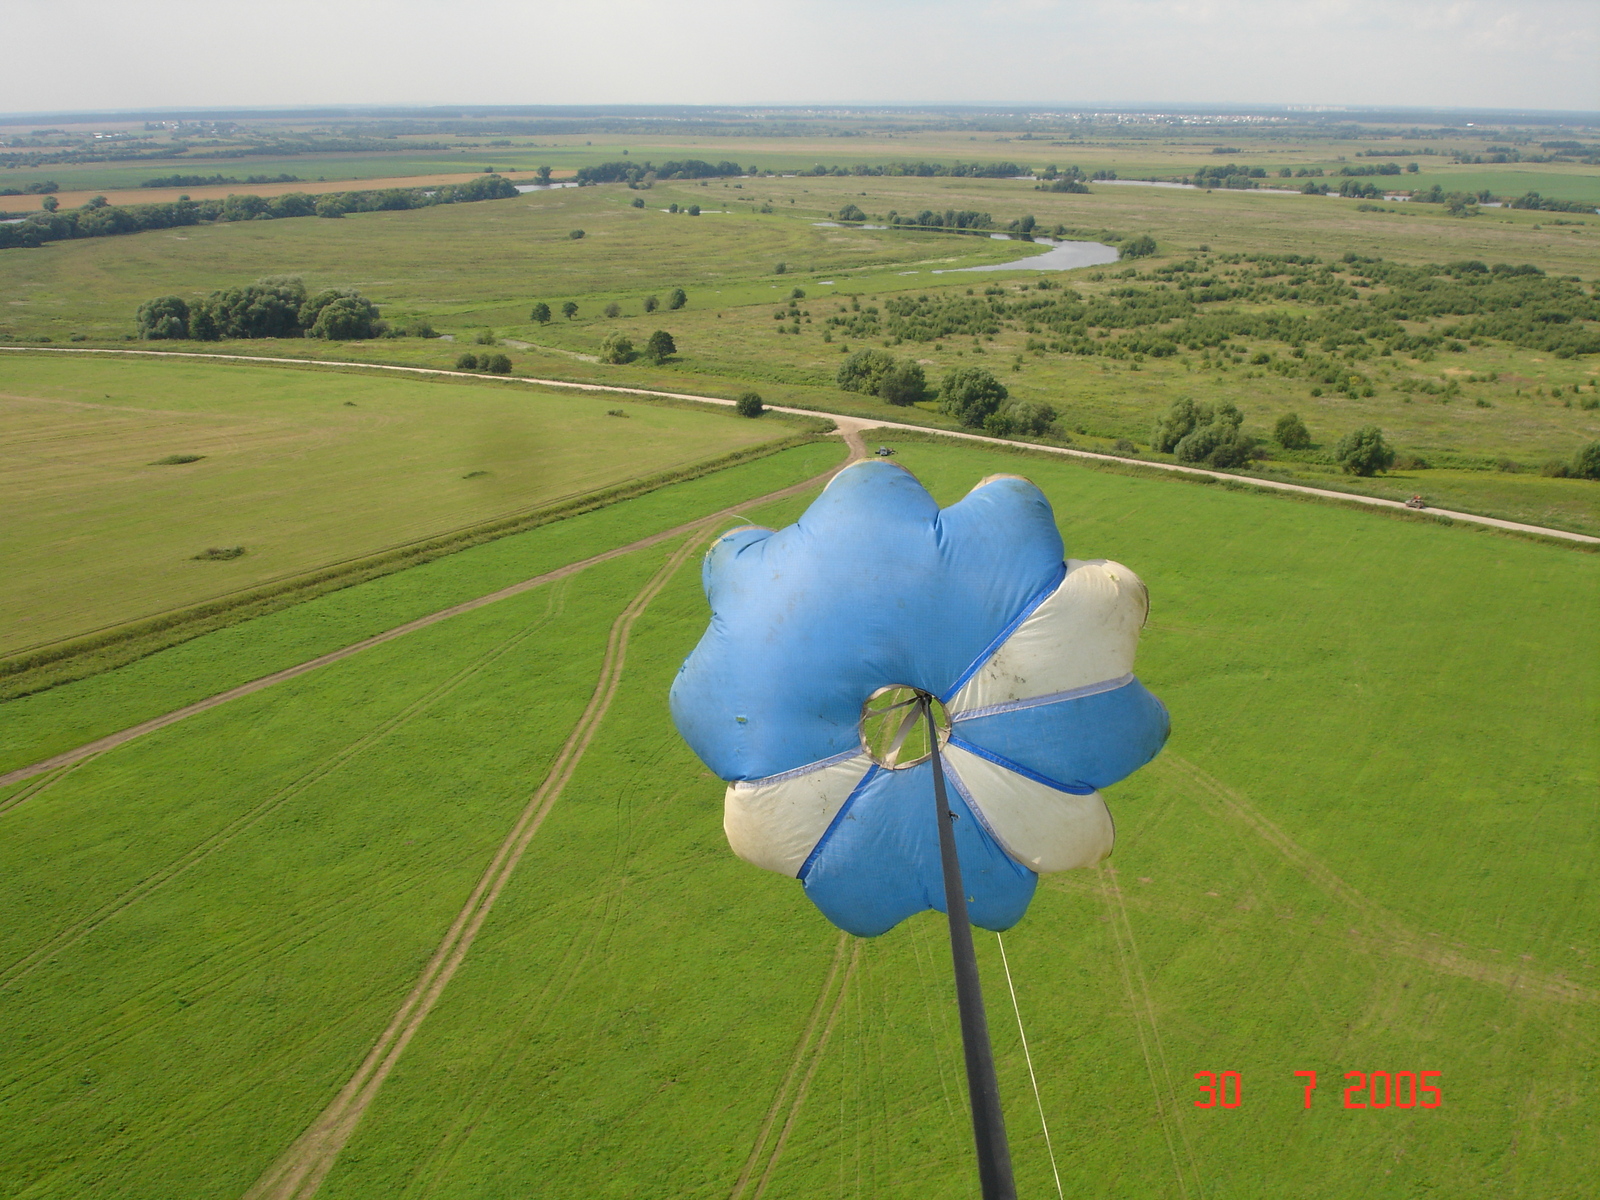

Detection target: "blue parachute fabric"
[799, 761, 1037, 937]
[953, 680, 1171, 793]
[671, 463, 1064, 782]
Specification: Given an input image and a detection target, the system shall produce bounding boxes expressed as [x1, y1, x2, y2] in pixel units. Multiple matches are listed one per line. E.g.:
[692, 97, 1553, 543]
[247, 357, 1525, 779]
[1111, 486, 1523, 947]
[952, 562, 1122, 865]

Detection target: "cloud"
[0, 0, 1593, 112]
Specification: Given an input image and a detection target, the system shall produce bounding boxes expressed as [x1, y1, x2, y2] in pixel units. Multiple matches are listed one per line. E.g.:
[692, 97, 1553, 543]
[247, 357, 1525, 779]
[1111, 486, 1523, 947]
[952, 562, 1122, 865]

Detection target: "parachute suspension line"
[997, 933, 1065, 1200]
[925, 694, 1018, 1200]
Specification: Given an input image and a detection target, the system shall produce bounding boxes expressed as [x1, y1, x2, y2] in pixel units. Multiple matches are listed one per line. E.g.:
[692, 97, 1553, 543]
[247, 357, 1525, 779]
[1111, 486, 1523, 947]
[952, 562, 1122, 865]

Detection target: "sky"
[1, 0, 1596, 116]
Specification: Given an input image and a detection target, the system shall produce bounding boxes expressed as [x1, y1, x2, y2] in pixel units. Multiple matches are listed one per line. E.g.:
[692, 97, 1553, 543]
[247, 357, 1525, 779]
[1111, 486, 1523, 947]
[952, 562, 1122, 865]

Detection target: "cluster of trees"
[1336, 163, 1404, 177]
[1507, 192, 1598, 214]
[1038, 177, 1090, 193]
[884, 208, 993, 231]
[1188, 163, 1267, 188]
[136, 278, 385, 341]
[573, 159, 743, 185]
[0, 180, 59, 196]
[792, 161, 1024, 179]
[456, 352, 512, 373]
[1151, 399, 1255, 467]
[864, 251, 1596, 361]
[0, 174, 520, 250]
[598, 329, 677, 365]
[140, 173, 300, 188]
[832, 353, 1055, 437]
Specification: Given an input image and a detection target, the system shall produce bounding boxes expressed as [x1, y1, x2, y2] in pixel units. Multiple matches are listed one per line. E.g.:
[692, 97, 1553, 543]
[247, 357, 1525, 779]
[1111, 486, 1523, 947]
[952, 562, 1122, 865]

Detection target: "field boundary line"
[5, 346, 1595, 546]
[730, 932, 852, 1200]
[1161, 756, 1598, 1007]
[0, 452, 856, 794]
[242, 524, 715, 1200]
[0, 585, 568, 988]
[1097, 863, 1201, 1200]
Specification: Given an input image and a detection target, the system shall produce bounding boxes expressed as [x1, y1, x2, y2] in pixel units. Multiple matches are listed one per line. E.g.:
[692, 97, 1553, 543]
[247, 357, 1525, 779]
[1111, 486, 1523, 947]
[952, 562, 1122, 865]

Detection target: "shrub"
[150, 454, 203, 465]
[642, 329, 677, 363]
[631, 197, 645, 208]
[607, 408, 628, 417]
[1151, 397, 1203, 453]
[939, 366, 1009, 428]
[136, 295, 190, 340]
[568, 229, 585, 239]
[598, 332, 636, 364]
[735, 391, 764, 417]
[687, 205, 700, 216]
[482, 353, 512, 374]
[1121, 234, 1158, 258]
[1574, 441, 1600, 480]
[562, 301, 579, 319]
[473, 328, 496, 345]
[1174, 404, 1253, 468]
[1540, 458, 1571, 478]
[1273, 411, 1312, 449]
[791, 288, 806, 300]
[668, 288, 688, 310]
[530, 302, 551, 323]
[879, 361, 928, 406]
[643, 295, 659, 313]
[983, 400, 1056, 438]
[1335, 425, 1396, 476]
[837, 348, 897, 395]
[192, 546, 245, 561]
[603, 301, 622, 318]
[455, 353, 479, 370]
[1114, 438, 1137, 455]
[303, 291, 384, 340]
[774, 262, 787, 274]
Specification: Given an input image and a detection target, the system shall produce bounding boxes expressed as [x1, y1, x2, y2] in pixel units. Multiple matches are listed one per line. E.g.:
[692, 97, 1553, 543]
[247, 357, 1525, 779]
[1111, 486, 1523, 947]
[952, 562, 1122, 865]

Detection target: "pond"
[936, 236, 1120, 273]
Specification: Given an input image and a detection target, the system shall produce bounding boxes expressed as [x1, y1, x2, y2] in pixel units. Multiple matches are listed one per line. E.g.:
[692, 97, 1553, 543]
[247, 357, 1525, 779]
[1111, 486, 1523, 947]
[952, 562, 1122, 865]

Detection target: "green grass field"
[0, 437, 1593, 1198]
[0, 353, 807, 656]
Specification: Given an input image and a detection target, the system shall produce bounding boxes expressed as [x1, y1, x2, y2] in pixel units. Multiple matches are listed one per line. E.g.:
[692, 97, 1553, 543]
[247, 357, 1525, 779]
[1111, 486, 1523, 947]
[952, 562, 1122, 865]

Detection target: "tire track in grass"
[1159, 756, 1598, 1007]
[742, 938, 862, 1200]
[242, 526, 715, 1200]
[0, 448, 857, 794]
[1097, 862, 1201, 1200]
[0, 582, 570, 990]
[0, 756, 97, 817]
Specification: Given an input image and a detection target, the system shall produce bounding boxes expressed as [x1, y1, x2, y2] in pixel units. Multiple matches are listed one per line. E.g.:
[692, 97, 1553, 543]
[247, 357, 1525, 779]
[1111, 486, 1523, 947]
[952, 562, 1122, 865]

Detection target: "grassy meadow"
[3, 162, 1596, 540]
[0, 352, 812, 656]
[0, 437, 1593, 1198]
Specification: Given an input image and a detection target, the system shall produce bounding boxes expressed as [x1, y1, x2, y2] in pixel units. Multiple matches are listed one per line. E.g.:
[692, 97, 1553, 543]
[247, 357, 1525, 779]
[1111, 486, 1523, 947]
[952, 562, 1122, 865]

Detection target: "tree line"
[835, 350, 1056, 438]
[0, 174, 520, 251]
[139, 173, 301, 188]
[574, 159, 744, 185]
[136, 278, 386, 341]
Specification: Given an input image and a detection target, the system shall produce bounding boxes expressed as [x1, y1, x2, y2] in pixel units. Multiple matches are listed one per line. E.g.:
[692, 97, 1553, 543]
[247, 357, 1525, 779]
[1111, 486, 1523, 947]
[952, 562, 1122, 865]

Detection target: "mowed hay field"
[1, 438, 1594, 1199]
[0, 353, 796, 655]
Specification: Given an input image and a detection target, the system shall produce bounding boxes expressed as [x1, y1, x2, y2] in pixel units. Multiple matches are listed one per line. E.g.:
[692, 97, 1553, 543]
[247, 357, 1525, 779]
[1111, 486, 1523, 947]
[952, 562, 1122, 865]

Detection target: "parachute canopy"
[670, 461, 1168, 937]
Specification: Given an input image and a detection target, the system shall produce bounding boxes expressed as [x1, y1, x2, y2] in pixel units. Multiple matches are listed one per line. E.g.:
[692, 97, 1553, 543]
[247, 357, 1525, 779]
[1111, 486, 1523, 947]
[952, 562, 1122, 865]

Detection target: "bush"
[643, 295, 659, 313]
[473, 328, 496, 345]
[1174, 403, 1253, 468]
[598, 332, 636, 364]
[568, 229, 585, 239]
[603, 301, 622, 318]
[983, 400, 1056, 438]
[1151, 397, 1203, 453]
[668, 288, 688, 310]
[530, 302, 551, 324]
[136, 295, 190, 340]
[643, 329, 676, 363]
[1273, 411, 1311, 449]
[1114, 438, 1137, 455]
[562, 301, 579, 319]
[1574, 441, 1600, 480]
[879, 360, 927, 406]
[774, 262, 787, 274]
[735, 391, 764, 417]
[1335, 425, 1396, 476]
[455, 353, 479, 370]
[1121, 234, 1158, 258]
[631, 197, 645, 208]
[837, 348, 896, 395]
[939, 366, 1009, 428]
[304, 291, 384, 340]
[482, 353, 512, 374]
[1540, 458, 1572, 478]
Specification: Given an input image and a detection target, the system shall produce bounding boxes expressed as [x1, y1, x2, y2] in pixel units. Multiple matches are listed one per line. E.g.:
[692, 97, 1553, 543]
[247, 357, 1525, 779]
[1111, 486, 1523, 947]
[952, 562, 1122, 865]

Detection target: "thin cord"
[997, 932, 1064, 1200]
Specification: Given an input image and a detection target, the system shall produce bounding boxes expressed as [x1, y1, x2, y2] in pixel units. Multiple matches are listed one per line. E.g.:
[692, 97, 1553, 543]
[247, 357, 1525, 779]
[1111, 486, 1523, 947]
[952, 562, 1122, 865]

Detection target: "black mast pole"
[925, 695, 1017, 1200]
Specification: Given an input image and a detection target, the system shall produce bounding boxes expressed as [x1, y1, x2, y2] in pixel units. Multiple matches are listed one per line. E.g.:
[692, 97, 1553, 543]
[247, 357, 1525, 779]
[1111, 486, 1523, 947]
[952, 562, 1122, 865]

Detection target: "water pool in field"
[937, 236, 1121, 273]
